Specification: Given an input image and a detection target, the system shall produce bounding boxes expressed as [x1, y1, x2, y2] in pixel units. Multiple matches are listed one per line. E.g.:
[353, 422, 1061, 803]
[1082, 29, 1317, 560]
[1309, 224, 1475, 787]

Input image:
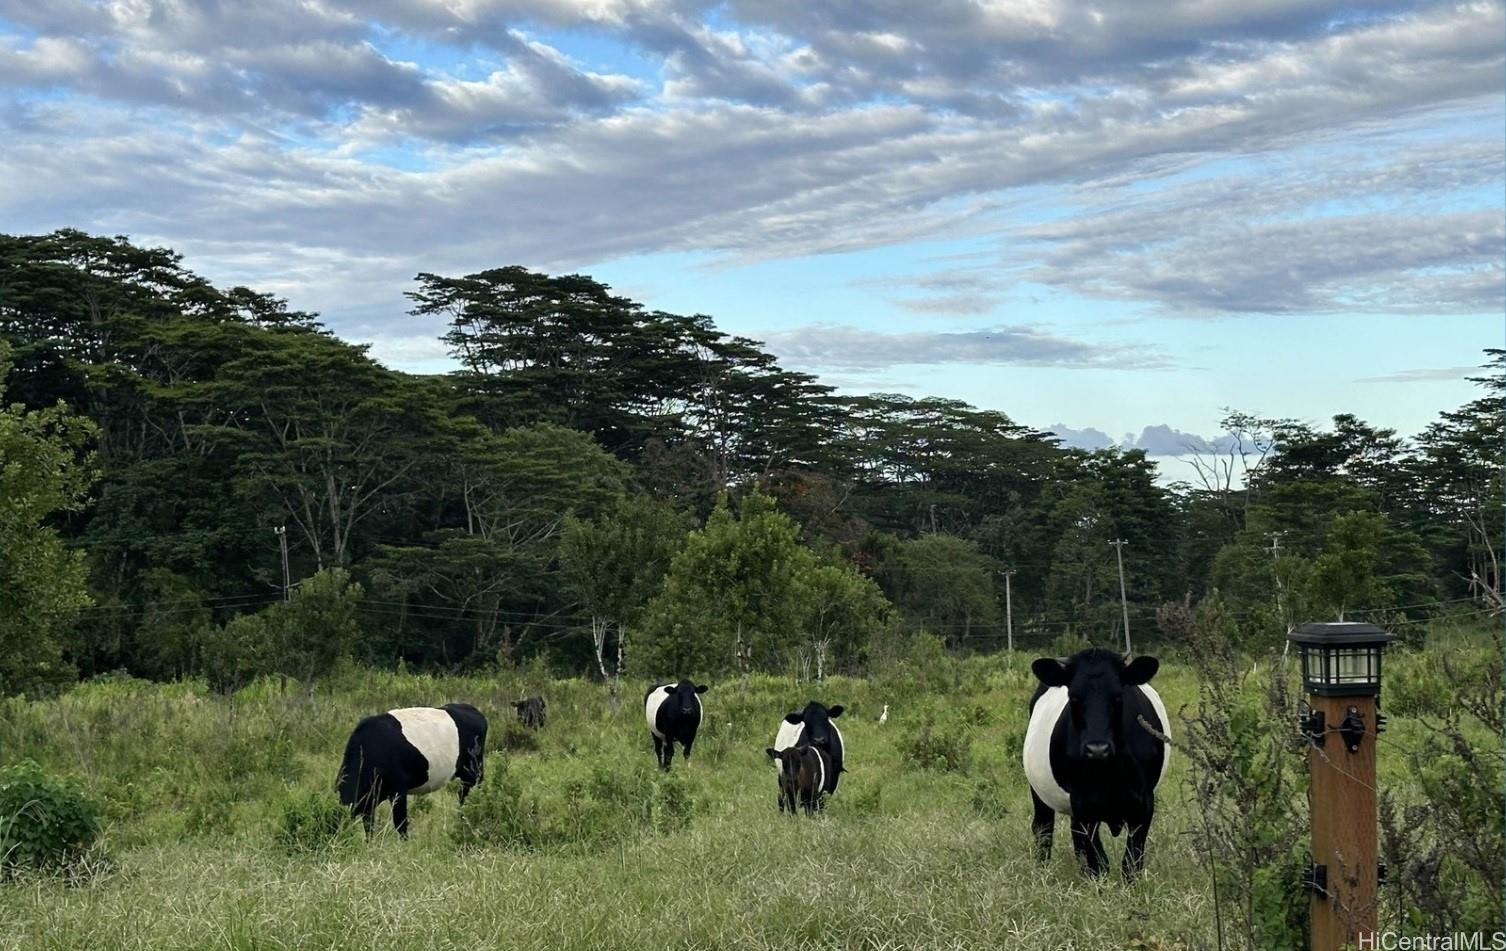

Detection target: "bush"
[844, 781, 882, 817]
[1049, 629, 1092, 658]
[871, 632, 960, 701]
[453, 757, 699, 852]
[899, 720, 973, 773]
[0, 760, 103, 876]
[274, 789, 359, 855]
[1178, 601, 1308, 950]
[1381, 639, 1504, 931]
[452, 760, 541, 851]
[969, 774, 1010, 820]
[497, 720, 541, 753]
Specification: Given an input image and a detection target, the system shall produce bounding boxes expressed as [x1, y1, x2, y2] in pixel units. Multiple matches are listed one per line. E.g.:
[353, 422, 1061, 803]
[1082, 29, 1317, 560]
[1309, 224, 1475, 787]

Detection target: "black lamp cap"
[1288, 621, 1397, 646]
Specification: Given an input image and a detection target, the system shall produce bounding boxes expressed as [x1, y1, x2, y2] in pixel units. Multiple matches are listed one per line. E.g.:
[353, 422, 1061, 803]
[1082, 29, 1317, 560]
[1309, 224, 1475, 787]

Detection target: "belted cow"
[765, 744, 831, 815]
[1023, 649, 1170, 879]
[772, 701, 845, 795]
[336, 703, 488, 839]
[644, 680, 707, 770]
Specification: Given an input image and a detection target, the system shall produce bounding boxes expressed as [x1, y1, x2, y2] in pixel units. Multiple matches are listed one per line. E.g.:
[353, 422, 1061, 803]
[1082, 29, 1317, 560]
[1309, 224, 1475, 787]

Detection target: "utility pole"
[1001, 568, 1016, 654]
[275, 526, 290, 601]
[1267, 531, 1287, 634]
[1109, 539, 1131, 654]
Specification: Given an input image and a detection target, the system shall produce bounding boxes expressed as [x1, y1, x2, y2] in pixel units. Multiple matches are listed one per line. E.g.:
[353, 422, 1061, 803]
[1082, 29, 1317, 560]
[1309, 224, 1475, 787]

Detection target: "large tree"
[636, 492, 890, 679]
[0, 342, 97, 695]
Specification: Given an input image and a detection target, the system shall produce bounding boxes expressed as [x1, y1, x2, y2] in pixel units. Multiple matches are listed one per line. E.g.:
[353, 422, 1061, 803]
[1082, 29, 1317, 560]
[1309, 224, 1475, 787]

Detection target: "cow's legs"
[1030, 790, 1055, 862]
[1122, 810, 1153, 881]
[661, 739, 676, 771]
[358, 802, 375, 840]
[1070, 820, 1108, 876]
[652, 734, 666, 769]
[680, 735, 695, 761]
[392, 792, 410, 840]
[457, 783, 472, 807]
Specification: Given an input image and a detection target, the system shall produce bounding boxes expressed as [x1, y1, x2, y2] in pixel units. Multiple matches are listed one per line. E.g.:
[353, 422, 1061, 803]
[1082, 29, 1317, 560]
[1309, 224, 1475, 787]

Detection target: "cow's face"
[1032, 650, 1158, 761]
[784, 702, 844, 749]
[671, 680, 707, 717]
[766, 747, 799, 786]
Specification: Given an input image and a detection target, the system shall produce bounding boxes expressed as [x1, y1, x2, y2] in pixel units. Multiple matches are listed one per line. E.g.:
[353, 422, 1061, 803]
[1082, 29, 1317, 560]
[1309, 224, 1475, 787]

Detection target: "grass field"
[0, 644, 1493, 950]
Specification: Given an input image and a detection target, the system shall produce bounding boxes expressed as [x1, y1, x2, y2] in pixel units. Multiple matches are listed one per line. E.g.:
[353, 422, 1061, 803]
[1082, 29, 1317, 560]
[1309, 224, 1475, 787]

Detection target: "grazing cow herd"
[334, 648, 1170, 879]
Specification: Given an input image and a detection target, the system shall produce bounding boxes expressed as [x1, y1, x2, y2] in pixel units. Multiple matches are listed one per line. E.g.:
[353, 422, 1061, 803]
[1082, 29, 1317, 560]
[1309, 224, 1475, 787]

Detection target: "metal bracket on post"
[1339, 706, 1366, 753]
[1299, 705, 1326, 746]
[1302, 863, 1329, 897]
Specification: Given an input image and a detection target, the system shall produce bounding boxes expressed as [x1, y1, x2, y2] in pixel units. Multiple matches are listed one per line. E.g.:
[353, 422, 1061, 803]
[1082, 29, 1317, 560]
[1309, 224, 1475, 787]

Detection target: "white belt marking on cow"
[1141, 684, 1172, 787]
[1023, 686, 1072, 814]
[771, 720, 844, 774]
[390, 707, 459, 795]
[644, 684, 672, 739]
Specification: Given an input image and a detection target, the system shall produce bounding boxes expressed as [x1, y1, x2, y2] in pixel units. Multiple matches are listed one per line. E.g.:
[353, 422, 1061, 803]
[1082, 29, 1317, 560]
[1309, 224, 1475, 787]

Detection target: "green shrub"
[1049, 630, 1091, 658]
[969, 774, 1011, 820]
[274, 789, 359, 855]
[182, 800, 234, 840]
[898, 721, 973, 773]
[452, 761, 541, 851]
[655, 769, 695, 828]
[1381, 641, 1504, 931]
[453, 757, 699, 853]
[843, 781, 882, 817]
[497, 720, 541, 753]
[0, 760, 103, 876]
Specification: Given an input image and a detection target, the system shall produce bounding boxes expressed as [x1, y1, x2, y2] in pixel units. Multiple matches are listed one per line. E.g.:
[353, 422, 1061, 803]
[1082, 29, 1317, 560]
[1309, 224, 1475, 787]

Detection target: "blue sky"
[0, 0, 1500, 458]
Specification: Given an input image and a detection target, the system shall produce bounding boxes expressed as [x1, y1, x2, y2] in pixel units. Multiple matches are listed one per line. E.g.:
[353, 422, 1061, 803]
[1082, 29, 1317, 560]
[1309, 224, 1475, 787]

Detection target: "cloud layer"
[0, 0, 1500, 360]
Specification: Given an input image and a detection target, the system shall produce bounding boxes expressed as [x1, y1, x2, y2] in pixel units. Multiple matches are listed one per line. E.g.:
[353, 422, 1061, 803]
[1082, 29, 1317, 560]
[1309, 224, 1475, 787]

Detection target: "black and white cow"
[513, 696, 547, 730]
[765, 744, 831, 815]
[772, 701, 845, 794]
[1023, 649, 1170, 879]
[336, 703, 488, 838]
[644, 680, 707, 770]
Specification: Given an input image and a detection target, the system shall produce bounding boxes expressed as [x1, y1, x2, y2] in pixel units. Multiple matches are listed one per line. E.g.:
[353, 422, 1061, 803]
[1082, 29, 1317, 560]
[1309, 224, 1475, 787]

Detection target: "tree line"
[1, 229, 1499, 695]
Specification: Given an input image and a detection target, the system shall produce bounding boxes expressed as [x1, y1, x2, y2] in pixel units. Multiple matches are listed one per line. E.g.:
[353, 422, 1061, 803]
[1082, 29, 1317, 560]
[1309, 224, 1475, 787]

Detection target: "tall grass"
[0, 639, 1495, 950]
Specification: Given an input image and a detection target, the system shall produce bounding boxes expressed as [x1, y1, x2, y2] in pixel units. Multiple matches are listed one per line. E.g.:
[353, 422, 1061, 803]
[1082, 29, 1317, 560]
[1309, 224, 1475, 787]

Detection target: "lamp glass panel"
[1334, 647, 1376, 684]
[1303, 647, 1328, 685]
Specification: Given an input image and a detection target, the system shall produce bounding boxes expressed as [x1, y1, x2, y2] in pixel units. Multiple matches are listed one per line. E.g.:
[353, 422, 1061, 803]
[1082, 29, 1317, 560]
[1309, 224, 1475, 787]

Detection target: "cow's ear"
[1032, 658, 1070, 687]
[827, 705, 844, 719]
[694, 684, 709, 694]
[765, 747, 779, 760]
[1124, 656, 1159, 686]
[513, 700, 525, 708]
[784, 713, 804, 725]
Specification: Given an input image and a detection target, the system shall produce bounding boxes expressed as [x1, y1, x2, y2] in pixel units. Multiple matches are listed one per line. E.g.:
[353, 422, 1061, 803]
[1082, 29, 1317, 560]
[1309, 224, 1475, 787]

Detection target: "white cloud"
[762, 324, 1166, 371]
[1047, 423, 1116, 451]
[0, 0, 1498, 344]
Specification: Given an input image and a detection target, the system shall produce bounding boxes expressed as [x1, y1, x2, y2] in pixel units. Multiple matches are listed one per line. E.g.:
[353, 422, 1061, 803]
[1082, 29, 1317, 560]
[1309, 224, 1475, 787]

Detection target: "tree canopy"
[0, 229, 1497, 692]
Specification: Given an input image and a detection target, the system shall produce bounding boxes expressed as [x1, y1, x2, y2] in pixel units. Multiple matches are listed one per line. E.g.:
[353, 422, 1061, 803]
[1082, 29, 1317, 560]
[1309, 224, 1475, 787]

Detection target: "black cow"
[765, 744, 830, 815]
[1022, 649, 1170, 879]
[772, 701, 845, 794]
[336, 703, 488, 839]
[644, 680, 707, 770]
[513, 696, 547, 730]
